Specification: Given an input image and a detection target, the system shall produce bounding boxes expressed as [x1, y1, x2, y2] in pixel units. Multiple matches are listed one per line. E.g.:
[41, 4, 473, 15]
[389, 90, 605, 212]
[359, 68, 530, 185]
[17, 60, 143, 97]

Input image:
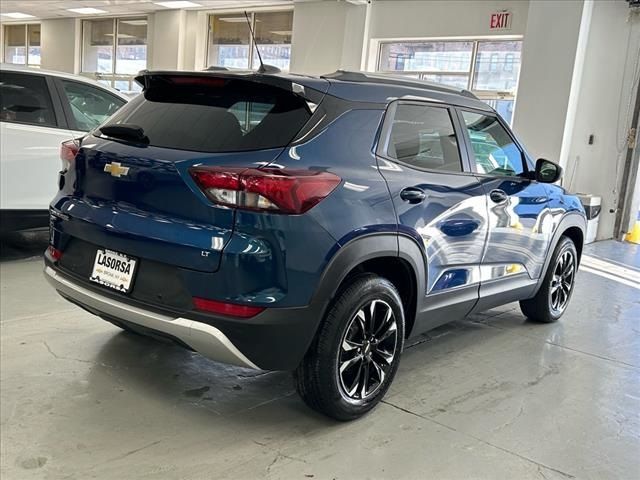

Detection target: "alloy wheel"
[549, 250, 575, 314]
[337, 299, 399, 401]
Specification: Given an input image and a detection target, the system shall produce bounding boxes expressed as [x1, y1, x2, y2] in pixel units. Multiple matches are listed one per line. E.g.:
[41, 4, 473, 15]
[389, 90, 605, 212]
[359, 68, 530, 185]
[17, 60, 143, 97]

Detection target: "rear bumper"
[43, 263, 326, 370]
[44, 265, 260, 369]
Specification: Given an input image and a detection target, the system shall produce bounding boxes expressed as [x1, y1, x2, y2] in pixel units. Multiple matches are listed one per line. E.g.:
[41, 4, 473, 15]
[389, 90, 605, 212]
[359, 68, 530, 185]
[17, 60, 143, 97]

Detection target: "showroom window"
[207, 11, 293, 71]
[3, 24, 41, 67]
[377, 39, 522, 125]
[81, 17, 147, 93]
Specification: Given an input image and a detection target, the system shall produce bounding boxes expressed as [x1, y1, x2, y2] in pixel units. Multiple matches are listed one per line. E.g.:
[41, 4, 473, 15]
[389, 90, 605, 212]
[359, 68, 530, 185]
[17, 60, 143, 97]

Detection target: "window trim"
[375, 99, 474, 176]
[205, 8, 294, 71]
[0, 71, 67, 129]
[455, 106, 533, 180]
[52, 77, 126, 132]
[80, 16, 147, 90]
[2, 23, 41, 67]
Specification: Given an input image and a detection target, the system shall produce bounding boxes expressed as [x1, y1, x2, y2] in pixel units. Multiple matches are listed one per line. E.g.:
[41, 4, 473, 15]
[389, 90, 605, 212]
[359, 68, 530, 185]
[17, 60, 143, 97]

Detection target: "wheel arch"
[562, 225, 584, 264]
[310, 233, 426, 342]
[532, 212, 586, 296]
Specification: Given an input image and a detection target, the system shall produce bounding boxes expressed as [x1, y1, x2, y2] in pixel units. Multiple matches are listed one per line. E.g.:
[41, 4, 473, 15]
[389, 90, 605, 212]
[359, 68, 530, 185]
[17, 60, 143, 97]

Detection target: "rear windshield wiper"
[98, 124, 149, 145]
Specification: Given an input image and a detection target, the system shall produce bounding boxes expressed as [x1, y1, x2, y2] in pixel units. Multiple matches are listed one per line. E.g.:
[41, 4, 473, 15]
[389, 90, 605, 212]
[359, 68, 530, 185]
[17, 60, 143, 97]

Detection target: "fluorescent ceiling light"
[218, 17, 260, 23]
[67, 7, 107, 14]
[120, 20, 148, 26]
[1, 12, 35, 19]
[154, 1, 202, 8]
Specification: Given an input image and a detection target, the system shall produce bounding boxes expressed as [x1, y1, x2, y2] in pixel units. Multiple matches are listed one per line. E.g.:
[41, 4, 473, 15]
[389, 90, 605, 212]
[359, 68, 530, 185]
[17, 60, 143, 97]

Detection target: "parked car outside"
[43, 70, 586, 420]
[0, 64, 128, 232]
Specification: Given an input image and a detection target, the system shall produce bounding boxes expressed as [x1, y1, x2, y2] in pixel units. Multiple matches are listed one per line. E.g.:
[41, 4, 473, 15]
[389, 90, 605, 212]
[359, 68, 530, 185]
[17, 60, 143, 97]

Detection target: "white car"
[0, 64, 129, 232]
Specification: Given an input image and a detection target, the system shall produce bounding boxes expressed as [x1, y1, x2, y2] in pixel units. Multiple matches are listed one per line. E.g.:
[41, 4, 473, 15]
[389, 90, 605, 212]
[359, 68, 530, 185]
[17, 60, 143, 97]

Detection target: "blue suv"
[44, 70, 586, 420]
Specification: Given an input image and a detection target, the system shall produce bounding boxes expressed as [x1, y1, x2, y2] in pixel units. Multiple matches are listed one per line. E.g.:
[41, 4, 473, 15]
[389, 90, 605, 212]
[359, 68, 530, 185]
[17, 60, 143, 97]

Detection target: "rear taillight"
[189, 167, 341, 214]
[45, 245, 63, 262]
[193, 297, 265, 318]
[60, 139, 79, 170]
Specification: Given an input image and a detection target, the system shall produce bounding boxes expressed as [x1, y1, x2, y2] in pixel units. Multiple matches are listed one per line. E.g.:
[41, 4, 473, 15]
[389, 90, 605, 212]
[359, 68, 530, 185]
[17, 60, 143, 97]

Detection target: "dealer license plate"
[90, 248, 137, 293]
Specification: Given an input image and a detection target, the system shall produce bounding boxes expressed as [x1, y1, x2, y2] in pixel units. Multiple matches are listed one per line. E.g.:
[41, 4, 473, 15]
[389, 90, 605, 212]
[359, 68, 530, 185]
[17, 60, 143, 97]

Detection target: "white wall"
[290, 1, 358, 75]
[562, 2, 640, 239]
[147, 9, 187, 70]
[181, 10, 199, 71]
[368, 0, 529, 39]
[340, 3, 368, 71]
[40, 18, 80, 73]
[510, 1, 584, 163]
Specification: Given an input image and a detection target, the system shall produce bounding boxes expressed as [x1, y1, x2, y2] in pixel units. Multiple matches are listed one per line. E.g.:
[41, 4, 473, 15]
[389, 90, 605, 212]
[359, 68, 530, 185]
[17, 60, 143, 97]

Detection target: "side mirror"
[535, 158, 562, 183]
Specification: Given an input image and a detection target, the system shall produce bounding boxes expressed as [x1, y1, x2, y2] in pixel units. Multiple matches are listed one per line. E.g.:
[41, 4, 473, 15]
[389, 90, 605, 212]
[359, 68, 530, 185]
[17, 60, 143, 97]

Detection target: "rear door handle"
[489, 189, 508, 204]
[400, 187, 426, 204]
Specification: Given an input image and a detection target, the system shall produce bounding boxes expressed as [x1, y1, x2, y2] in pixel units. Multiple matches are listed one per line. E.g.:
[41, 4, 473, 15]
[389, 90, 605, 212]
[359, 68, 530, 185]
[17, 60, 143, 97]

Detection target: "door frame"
[375, 99, 476, 176]
[453, 105, 534, 178]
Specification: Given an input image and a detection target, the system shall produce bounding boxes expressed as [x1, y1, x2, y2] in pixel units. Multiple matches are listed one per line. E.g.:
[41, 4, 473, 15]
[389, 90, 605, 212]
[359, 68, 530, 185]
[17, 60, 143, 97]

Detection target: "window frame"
[0, 71, 68, 129]
[52, 77, 126, 132]
[376, 38, 522, 124]
[454, 106, 533, 180]
[80, 16, 147, 91]
[2, 23, 41, 67]
[375, 99, 474, 176]
[205, 8, 294, 71]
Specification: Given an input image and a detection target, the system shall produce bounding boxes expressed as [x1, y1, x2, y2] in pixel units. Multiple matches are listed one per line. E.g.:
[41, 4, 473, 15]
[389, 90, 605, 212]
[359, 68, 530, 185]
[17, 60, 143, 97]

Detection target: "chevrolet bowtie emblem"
[103, 162, 130, 178]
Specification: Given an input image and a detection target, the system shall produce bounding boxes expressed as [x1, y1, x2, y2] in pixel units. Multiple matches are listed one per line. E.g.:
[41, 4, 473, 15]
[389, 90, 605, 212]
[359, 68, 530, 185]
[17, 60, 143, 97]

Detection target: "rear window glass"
[102, 77, 312, 153]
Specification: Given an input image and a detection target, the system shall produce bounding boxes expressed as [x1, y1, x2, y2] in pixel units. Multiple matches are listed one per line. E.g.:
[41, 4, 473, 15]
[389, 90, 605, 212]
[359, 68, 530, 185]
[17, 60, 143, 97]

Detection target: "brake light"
[60, 139, 79, 169]
[189, 167, 341, 214]
[193, 297, 265, 318]
[168, 76, 227, 88]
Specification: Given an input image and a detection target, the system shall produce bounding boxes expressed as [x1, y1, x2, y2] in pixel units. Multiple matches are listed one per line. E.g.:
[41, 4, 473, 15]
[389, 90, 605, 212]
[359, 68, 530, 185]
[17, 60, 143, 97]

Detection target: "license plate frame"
[90, 248, 137, 294]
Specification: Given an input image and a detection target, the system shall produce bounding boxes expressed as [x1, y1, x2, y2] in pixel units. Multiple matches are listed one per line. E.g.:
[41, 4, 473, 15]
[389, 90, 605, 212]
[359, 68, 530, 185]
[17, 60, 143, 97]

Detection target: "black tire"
[295, 274, 405, 421]
[520, 236, 578, 323]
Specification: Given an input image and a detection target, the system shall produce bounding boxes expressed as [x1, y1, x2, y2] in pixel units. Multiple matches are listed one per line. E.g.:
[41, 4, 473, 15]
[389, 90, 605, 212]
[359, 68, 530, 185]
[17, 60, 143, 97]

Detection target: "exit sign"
[490, 11, 512, 30]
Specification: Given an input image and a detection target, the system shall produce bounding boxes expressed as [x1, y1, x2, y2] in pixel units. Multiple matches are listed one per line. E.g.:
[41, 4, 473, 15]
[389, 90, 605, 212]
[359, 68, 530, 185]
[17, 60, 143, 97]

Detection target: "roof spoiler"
[133, 70, 327, 106]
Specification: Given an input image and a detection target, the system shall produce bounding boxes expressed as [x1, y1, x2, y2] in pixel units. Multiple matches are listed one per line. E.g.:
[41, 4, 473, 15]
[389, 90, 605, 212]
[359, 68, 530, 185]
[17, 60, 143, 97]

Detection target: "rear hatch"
[63, 72, 328, 272]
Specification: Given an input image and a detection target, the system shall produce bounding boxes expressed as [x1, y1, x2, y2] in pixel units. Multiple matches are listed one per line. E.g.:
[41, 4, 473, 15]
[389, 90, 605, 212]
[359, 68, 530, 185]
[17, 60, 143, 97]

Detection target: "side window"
[60, 80, 126, 131]
[385, 103, 462, 173]
[0, 72, 57, 127]
[461, 110, 524, 176]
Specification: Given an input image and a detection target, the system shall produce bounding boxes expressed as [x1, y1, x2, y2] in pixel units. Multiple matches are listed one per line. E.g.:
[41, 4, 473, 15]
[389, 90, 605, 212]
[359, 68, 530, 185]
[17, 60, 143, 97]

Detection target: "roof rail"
[321, 70, 478, 99]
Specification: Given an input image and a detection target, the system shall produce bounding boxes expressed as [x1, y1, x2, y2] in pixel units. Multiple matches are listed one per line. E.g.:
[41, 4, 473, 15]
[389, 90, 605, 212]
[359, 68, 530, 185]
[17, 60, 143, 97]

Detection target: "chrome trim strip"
[429, 263, 530, 294]
[43, 266, 259, 370]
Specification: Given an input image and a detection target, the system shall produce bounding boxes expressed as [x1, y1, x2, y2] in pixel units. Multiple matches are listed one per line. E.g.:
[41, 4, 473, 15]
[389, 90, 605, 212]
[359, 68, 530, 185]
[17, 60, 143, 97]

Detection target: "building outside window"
[377, 39, 523, 125]
[81, 17, 147, 93]
[207, 11, 293, 71]
[3, 24, 41, 67]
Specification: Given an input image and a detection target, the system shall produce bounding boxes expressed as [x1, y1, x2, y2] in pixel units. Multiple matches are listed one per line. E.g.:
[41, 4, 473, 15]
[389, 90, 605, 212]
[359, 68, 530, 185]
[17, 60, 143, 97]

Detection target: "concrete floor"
[1, 232, 639, 480]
